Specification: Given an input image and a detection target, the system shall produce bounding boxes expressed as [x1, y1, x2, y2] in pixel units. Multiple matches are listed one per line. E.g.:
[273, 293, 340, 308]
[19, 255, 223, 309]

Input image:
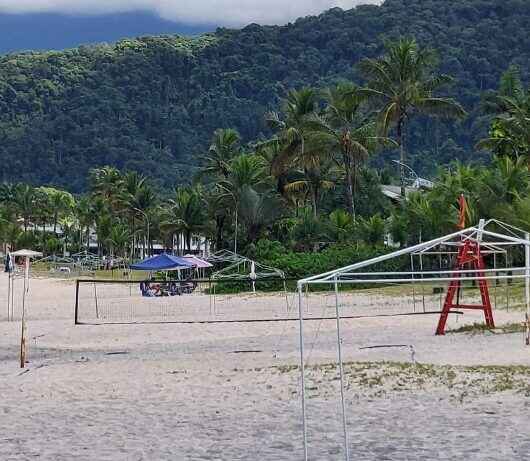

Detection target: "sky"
[0, 1, 382, 26]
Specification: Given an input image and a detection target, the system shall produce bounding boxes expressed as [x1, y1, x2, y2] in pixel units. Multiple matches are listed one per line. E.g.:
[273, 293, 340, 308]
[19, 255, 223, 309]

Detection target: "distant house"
[381, 177, 434, 203]
[381, 185, 418, 203]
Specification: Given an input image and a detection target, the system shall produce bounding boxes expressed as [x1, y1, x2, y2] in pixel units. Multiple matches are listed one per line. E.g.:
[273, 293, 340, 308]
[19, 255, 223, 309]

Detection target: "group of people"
[140, 278, 198, 297]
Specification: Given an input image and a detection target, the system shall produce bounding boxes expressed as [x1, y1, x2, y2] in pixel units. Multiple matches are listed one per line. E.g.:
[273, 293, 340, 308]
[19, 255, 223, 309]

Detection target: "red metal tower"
[435, 195, 495, 335]
[435, 239, 495, 335]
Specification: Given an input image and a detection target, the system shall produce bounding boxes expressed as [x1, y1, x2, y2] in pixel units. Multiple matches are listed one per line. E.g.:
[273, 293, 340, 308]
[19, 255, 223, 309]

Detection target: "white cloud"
[0, 1, 382, 25]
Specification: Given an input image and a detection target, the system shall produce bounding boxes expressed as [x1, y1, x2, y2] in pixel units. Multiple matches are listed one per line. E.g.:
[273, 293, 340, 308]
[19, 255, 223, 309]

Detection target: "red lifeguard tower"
[435, 195, 495, 335]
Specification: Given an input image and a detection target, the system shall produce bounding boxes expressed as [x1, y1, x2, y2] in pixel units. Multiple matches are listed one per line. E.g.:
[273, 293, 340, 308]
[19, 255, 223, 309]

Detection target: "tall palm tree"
[200, 128, 242, 180]
[119, 171, 156, 258]
[162, 186, 206, 253]
[38, 187, 75, 234]
[477, 92, 530, 159]
[13, 184, 38, 232]
[266, 87, 327, 216]
[76, 196, 95, 252]
[90, 198, 111, 256]
[217, 155, 267, 198]
[216, 154, 268, 252]
[477, 156, 529, 220]
[281, 159, 336, 217]
[308, 83, 396, 218]
[107, 223, 131, 258]
[237, 185, 280, 243]
[89, 166, 123, 209]
[360, 38, 466, 196]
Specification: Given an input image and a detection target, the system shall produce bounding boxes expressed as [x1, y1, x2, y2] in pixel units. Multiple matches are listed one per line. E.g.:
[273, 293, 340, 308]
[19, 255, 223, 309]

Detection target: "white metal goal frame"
[295, 219, 530, 461]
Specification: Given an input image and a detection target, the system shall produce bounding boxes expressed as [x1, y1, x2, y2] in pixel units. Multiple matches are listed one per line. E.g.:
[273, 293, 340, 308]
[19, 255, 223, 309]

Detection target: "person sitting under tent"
[140, 281, 163, 297]
[140, 281, 152, 297]
[168, 281, 182, 296]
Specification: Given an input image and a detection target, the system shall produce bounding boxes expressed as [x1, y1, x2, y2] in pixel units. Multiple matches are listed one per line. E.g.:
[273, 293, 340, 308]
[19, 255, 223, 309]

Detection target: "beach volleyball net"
[73, 270, 528, 326]
[74, 278, 302, 324]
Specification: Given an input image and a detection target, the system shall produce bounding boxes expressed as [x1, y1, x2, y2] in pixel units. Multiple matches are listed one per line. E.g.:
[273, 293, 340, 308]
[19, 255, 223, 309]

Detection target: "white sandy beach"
[0, 273, 529, 460]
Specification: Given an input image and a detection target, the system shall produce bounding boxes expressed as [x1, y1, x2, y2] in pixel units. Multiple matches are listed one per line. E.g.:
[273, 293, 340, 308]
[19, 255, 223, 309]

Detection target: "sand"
[0, 272, 529, 460]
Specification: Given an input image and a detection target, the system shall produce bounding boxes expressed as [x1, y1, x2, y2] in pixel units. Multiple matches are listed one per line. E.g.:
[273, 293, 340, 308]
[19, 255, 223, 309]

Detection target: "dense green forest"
[0, 0, 529, 192]
[1, 36, 528, 278]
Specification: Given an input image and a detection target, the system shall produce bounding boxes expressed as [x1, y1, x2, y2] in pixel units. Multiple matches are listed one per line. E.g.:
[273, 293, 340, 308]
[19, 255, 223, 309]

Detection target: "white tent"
[295, 219, 530, 460]
[208, 250, 284, 284]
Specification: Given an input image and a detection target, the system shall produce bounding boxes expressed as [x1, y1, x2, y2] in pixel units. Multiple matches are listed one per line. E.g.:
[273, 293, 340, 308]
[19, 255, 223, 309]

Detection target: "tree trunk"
[343, 152, 355, 218]
[397, 116, 406, 198]
[305, 168, 318, 218]
[311, 186, 319, 218]
[131, 217, 136, 260]
[186, 231, 191, 252]
[216, 215, 225, 250]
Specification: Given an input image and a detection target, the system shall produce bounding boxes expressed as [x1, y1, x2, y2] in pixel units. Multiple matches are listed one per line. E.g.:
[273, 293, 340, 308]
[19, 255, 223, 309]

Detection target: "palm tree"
[216, 154, 268, 252]
[357, 215, 386, 246]
[217, 155, 267, 197]
[308, 82, 396, 217]
[89, 166, 123, 209]
[58, 215, 78, 255]
[38, 187, 75, 234]
[266, 87, 326, 217]
[475, 156, 529, 221]
[200, 128, 242, 180]
[281, 159, 336, 217]
[13, 184, 38, 232]
[360, 38, 466, 196]
[76, 196, 95, 252]
[329, 209, 354, 242]
[94, 211, 113, 256]
[290, 207, 329, 251]
[119, 172, 156, 258]
[162, 186, 206, 253]
[237, 185, 280, 243]
[477, 90, 530, 159]
[107, 223, 131, 258]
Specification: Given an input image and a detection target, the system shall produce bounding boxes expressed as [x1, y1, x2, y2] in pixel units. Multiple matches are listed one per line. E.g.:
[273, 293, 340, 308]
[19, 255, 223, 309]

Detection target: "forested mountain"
[0, 0, 529, 192]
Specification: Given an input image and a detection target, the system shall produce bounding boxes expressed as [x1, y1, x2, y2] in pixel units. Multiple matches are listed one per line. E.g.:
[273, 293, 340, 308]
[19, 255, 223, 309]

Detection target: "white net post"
[334, 276, 350, 461]
[297, 282, 308, 461]
[524, 232, 530, 346]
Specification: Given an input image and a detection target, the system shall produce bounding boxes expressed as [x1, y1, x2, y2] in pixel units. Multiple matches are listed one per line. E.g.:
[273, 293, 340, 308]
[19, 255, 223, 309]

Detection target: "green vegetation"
[0, 0, 529, 191]
[1, 34, 529, 280]
[273, 361, 530, 398]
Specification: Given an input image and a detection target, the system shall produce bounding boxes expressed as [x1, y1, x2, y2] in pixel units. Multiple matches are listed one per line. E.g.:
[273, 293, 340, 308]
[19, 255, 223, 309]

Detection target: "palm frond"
[415, 97, 467, 119]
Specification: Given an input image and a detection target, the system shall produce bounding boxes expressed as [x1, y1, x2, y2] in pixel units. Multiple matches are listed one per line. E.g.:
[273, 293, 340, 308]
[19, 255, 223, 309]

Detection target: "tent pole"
[524, 232, 530, 346]
[11, 271, 15, 320]
[334, 276, 350, 461]
[493, 252, 497, 310]
[297, 283, 308, 461]
[7, 271, 11, 321]
[20, 256, 29, 368]
[410, 254, 416, 312]
[283, 280, 289, 313]
[419, 253, 426, 313]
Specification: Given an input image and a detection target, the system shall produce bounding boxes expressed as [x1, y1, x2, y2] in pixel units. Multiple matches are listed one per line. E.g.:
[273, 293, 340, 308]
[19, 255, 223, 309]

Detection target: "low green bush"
[253, 239, 407, 279]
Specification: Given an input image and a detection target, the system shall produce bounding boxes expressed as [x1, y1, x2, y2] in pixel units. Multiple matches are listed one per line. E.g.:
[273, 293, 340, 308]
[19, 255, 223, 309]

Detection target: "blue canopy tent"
[130, 253, 194, 271]
[130, 254, 197, 297]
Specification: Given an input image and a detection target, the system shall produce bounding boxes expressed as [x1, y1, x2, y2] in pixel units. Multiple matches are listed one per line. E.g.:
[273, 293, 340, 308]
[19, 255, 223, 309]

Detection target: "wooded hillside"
[0, 0, 529, 191]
